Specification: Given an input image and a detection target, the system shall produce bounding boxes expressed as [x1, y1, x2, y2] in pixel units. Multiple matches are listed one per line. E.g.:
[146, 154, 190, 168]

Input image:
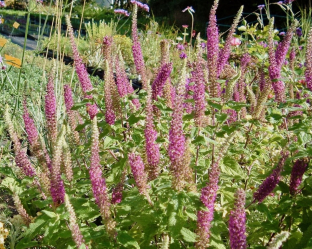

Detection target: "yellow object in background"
[0, 18, 4, 24]
[13, 22, 20, 29]
[4, 54, 22, 68]
[0, 221, 9, 249]
[0, 38, 7, 47]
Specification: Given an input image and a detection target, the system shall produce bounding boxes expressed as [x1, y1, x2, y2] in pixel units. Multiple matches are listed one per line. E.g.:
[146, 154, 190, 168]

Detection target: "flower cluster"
[268, 20, 296, 102]
[151, 62, 173, 102]
[64, 85, 80, 144]
[206, 0, 220, 97]
[128, 153, 148, 195]
[90, 117, 115, 234]
[114, 9, 130, 17]
[64, 195, 88, 249]
[229, 189, 247, 249]
[23, 101, 39, 147]
[253, 151, 289, 203]
[289, 159, 308, 195]
[45, 74, 57, 144]
[131, 0, 149, 12]
[305, 28, 312, 90]
[50, 135, 65, 205]
[66, 15, 98, 119]
[4, 106, 36, 177]
[196, 163, 220, 249]
[104, 61, 116, 125]
[0, 1, 5, 7]
[13, 194, 33, 226]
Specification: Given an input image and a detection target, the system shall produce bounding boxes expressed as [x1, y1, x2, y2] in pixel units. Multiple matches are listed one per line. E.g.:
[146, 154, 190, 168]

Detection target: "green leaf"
[128, 114, 145, 125]
[257, 203, 272, 220]
[185, 210, 197, 221]
[216, 113, 228, 123]
[227, 101, 248, 111]
[117, 231, 140, 249]
[207, 100, 222, 110]
[278, 181, 289, 194]
[16, 241, 40, 249]
[192, 135, 206, 145]
[180, 227, 197, 243]
[183, 113, 195, 121]
[1, 177, 21, 193]
[221, 156, 244, 178]
[75, 120, 91, 131]
[0, 166, 18, 180]
[71, 99, 91, 110]
[41, 210, 57, 218]
[268, 113, 283, 124]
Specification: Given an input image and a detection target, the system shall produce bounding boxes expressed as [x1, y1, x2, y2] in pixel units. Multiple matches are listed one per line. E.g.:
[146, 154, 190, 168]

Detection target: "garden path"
[0, 32, 38, 50]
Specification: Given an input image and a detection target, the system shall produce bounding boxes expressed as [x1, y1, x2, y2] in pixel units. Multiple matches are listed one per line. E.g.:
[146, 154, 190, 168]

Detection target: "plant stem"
[14, 10, 30, 115]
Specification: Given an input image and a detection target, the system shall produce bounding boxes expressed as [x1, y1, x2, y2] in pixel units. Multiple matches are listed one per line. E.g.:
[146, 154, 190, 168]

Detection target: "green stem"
[189, 13, 194, 44]
[13, 10, 30, 115]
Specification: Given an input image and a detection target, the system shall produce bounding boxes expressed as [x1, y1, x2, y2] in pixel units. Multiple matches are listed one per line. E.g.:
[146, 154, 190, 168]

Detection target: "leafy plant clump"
[1, 0, 312, 248]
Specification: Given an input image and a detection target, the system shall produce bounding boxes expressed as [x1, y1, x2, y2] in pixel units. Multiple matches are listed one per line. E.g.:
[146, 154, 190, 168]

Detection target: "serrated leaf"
[128, 115, 145, 125]
[183, 113, 195, 121]
[185, 210, 197, 221]
[216, 113, 228, 123]
[117, 231, 140, 249]
[208, 100, 222, 110]
[41, 210, 57, 218]
[180, 227, 197, 242]
[0, 166, 18, 180]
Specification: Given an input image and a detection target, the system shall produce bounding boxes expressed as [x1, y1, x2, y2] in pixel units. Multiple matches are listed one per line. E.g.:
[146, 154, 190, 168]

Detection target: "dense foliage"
[1, 0, 312, 248]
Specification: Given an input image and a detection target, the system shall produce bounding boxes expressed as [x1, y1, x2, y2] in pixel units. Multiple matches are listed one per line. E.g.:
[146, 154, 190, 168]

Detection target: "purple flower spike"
[305, 28, 312, 90]
[23, 101, 39, 147]
[89, 117, 110, 208]
[128, 153, 148, 195]
[289, 159, 308, 195]
[253, 151, 289, 203]
[111, 184, 123, 204]
[15, 149, 36, 177]
[50, 137, 65, 205]
[268, 20, 296, 102]
[115, 56, 129, 98]
[229, 189, 247, 249]
[66, 15, 98, 119]
[45, 75, 57, 144]
[151, 63, 173, 101]
[196, 162, 220, 248]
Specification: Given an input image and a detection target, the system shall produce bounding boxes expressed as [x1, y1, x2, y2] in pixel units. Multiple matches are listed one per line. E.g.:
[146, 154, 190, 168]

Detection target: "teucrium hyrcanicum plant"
[1, 0, 312, 248]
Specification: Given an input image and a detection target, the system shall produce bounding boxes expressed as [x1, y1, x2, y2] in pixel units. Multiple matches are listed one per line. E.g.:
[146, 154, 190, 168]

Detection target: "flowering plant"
[0, 0, 312, 249]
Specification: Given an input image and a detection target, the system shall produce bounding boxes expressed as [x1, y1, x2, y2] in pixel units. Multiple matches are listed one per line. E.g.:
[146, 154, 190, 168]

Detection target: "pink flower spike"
[182, 25, 189, 29]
